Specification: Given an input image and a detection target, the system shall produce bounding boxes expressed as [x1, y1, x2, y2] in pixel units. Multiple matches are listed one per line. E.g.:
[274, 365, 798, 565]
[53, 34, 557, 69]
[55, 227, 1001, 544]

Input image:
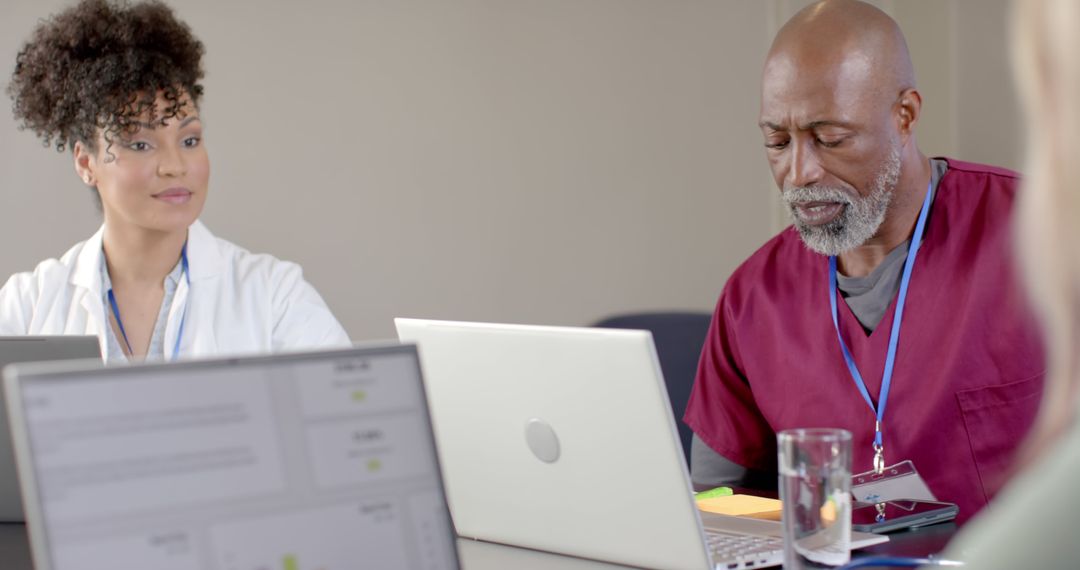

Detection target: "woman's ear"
[73, 141, 96, 187]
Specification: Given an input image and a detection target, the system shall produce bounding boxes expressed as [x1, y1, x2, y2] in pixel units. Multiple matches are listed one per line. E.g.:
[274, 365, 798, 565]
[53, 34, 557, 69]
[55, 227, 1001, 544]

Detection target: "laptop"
[396, 318, 888, 570]
[0, 336, 101, 522]
[4, 345, 459, 570]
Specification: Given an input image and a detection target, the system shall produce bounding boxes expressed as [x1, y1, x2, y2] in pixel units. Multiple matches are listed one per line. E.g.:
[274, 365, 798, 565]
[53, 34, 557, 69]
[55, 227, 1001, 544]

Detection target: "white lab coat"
[0, 220, 350, 360]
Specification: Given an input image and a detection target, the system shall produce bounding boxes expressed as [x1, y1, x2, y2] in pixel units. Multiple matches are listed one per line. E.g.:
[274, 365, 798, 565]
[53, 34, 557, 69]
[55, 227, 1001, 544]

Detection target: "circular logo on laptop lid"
[524, 418, 560, 463]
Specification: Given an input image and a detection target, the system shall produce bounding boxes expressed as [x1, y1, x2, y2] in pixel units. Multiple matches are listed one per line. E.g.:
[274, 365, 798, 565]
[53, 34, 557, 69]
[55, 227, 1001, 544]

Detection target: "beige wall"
[0, 1, 1018, 341]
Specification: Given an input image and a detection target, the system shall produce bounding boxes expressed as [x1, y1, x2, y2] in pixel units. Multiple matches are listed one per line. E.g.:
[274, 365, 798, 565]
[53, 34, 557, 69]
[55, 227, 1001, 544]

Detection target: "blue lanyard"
[828, 181, 933, 474]
[107, 245, 190, 361]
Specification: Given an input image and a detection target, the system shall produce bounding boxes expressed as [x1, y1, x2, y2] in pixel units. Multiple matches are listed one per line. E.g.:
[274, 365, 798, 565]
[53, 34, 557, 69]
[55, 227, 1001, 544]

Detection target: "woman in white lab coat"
[0, 0, 349, 361]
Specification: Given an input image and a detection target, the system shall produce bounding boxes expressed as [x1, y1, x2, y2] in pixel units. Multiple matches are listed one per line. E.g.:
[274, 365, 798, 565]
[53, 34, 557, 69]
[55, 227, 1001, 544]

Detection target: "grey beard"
[783, 148, 901, 256]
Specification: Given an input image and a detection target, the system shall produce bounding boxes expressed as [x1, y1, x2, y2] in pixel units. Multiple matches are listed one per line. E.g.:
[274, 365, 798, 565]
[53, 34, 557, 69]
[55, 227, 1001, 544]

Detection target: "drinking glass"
[778, 428, 853, 569]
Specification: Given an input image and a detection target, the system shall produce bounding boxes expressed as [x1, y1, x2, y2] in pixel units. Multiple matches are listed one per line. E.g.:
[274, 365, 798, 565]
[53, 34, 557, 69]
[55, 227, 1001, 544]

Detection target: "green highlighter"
[694, 486, 734, 500]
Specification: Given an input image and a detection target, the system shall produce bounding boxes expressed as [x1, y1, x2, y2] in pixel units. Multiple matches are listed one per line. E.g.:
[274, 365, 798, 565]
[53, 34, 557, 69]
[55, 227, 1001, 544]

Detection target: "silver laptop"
[0, 336, 100, 522]
[396, 319, 888, 570]
[4, 345, 459, 570]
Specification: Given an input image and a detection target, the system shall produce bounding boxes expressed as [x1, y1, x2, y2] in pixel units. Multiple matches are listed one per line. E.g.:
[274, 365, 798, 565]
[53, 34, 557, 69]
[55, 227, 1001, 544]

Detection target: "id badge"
[851, 460, 937, 503]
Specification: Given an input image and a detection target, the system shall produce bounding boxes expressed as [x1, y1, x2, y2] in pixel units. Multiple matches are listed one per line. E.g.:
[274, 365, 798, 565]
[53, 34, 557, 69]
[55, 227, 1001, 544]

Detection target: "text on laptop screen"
[14, 348, 456, 570]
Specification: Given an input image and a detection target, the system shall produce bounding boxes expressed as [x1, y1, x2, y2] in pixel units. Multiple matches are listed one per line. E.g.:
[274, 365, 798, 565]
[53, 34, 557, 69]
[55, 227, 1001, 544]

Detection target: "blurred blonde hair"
[1012, 0, 1080, 445]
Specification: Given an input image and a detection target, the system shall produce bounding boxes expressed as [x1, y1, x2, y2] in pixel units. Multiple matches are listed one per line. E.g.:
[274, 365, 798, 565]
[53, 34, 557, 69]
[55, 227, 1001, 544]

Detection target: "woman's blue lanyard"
[828, 181, 933, 475]
[107, 245, 190, 361]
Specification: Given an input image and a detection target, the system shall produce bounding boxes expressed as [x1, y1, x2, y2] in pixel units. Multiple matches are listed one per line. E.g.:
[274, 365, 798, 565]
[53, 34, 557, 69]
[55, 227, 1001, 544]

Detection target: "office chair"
[592, 311, 712, 465]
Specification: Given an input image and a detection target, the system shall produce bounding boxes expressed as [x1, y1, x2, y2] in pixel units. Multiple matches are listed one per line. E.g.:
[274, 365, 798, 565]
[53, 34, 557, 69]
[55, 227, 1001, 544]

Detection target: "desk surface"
[0, 520, 955, 570]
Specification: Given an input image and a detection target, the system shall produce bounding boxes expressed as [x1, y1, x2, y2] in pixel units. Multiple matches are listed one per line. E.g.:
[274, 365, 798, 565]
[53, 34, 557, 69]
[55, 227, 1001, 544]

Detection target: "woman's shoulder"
[2, 236, 96, 294]
[0, 234, 100, 334]
[947, 423, 1080, 566]
[188, 223, 348, 348]
[191, 222, 306, 284]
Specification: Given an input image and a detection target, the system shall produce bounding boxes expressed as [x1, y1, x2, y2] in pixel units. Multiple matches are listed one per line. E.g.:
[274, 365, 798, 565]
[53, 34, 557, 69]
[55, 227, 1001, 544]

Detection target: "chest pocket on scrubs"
[955, 372, 1044, 501]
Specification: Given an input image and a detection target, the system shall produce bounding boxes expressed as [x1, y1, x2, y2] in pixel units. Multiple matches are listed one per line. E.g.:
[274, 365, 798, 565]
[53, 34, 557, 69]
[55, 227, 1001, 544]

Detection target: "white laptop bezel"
[4, 343, 461, 570]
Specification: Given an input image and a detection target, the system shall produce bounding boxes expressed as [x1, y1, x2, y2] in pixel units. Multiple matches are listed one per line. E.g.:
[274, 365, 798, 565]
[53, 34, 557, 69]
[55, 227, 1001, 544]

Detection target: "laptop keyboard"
[705, 529, 784, 569]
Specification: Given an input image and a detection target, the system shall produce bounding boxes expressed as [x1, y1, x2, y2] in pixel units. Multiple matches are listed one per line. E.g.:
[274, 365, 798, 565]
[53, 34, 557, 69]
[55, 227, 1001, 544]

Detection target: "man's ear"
[73, 141, 96, 187]
[895, 88, 923, 141]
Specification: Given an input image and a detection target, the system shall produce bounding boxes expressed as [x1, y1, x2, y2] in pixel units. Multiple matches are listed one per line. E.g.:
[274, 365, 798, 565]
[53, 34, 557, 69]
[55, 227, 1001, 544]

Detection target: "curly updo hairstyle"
[7, 0, 205, 154]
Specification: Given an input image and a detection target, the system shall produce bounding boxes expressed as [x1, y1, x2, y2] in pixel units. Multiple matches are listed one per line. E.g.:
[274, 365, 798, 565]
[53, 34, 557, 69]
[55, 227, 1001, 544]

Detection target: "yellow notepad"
[696, 494, 783, 521]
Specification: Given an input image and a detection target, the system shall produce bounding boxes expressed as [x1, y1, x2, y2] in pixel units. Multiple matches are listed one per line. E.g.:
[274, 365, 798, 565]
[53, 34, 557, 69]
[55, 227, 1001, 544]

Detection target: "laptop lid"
[4, 344, 459, 570]
[395, 318, 712, 570]
[0, 336, 100, 523]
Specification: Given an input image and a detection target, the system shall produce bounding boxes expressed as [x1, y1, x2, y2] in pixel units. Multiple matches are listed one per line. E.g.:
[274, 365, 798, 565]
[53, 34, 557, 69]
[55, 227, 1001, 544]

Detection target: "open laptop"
[396, 318, 888, 570]
[0, 336, 101, 522]
[4, 345, 459, 570]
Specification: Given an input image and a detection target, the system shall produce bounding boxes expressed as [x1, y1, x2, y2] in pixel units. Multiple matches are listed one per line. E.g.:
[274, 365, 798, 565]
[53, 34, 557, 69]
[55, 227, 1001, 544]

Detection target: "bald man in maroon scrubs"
[684, 0, 1044, 524]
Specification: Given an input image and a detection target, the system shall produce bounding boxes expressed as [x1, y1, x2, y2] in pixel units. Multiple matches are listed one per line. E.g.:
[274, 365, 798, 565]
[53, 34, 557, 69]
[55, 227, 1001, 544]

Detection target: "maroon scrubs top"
[684, 158, 1044, 524]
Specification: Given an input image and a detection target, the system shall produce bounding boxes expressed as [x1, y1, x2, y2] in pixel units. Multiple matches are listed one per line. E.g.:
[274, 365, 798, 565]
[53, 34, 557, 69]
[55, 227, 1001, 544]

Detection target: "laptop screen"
[0, 335, 101, 523]
[7, 346, 458, 570]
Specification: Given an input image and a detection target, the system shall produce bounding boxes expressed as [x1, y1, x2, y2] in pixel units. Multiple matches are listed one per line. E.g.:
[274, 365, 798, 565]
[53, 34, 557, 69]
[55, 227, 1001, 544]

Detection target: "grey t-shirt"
[836, 157, 948, 333]
[690, 158, 950, 488]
